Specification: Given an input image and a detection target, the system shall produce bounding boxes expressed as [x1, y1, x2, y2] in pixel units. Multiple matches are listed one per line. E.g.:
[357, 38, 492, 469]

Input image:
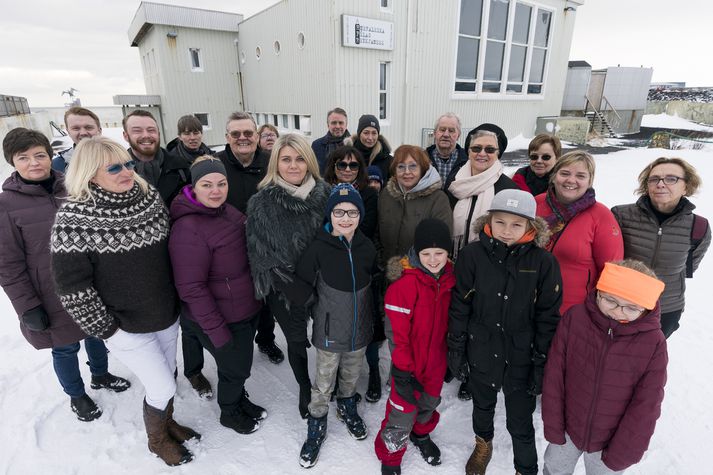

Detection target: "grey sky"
[3, 0, 710, 107]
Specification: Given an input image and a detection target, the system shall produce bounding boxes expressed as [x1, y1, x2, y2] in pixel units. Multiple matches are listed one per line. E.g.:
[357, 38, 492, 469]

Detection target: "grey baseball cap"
[488, 189, 536, 220]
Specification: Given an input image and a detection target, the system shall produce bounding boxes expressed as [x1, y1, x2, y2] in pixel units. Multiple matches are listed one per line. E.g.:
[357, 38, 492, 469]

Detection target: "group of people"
[0, 105, 709, 474]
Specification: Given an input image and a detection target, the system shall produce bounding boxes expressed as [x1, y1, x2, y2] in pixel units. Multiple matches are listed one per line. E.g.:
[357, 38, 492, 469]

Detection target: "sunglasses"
[469, 145, 499, 154]
[228, 130, 255, 139]
[529, 154, 553, 161]
[332, 208, 360, 218]
[106, 160, 137, 175]
[336, 161, 360, 171]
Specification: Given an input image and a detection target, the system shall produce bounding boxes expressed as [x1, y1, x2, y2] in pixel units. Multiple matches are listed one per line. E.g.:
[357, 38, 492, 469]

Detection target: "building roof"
[568, 60, 592, 68]
[128, 1, 243, 46]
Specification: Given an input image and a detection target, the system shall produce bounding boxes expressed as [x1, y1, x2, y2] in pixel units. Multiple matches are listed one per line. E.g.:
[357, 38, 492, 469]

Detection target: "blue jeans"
[51, 337, 109, 398]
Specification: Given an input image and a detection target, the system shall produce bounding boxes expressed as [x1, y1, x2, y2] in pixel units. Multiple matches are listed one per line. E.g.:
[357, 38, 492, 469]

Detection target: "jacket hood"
[385, 167, 443, 201]
[472, 214, 551, 248]
[344, 134, 392, 158]
[385, 254, 454, 283]
[583, 290, 662, 336]
[169, 185, 224, 221]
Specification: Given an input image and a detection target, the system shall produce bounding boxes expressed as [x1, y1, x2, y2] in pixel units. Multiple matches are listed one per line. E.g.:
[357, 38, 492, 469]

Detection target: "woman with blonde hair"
[51, 136, 198, 466]
[246, 133, 331, 418]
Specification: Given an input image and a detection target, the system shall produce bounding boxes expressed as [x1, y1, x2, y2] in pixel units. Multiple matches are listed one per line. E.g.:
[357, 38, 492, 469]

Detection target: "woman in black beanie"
[345, 114, 393, 181]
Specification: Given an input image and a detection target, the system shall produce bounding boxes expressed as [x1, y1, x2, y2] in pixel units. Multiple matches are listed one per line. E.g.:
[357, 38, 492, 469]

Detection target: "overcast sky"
[3, 0, 710, 107]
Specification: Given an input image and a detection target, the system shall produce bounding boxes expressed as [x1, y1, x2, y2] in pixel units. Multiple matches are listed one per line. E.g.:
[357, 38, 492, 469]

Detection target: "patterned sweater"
[51, 183, 178, 339]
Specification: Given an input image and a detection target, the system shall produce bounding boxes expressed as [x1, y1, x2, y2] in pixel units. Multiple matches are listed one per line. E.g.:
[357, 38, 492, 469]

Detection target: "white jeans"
[543, 433, 625, 475]
[105, 320, 179, 411]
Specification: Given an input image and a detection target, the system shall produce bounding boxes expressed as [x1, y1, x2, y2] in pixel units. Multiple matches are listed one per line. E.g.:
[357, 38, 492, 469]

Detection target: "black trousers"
[183, 315, 258, 414]
[180, 314, 205, 378]
[266, 292, 310, 388]
[470, 379, 538, 475]
[661, 309, 683, 338]
[254, 305, 277, 346]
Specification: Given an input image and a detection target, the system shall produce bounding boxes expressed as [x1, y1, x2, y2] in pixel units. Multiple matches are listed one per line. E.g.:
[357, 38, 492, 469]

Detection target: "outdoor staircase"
[585, 110, 616, 138]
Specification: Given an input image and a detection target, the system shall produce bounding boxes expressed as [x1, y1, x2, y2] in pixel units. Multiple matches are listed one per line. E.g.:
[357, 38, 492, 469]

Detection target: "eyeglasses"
[336, 161, 360, 171]
[228, 130, 255, 139]
[260, 133, 277, 139]
[529, 154, 553, 161]
[332, 208, 360, 218]
[396, 163, 419, 173]
[597, 292, 644, 318]
[106, 160, 137, 175]
[469, 145, 499, 155]
[647, 175, 684, 186]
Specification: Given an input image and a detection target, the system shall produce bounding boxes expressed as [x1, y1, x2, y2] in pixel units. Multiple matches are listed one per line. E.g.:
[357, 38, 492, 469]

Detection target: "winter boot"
[410, 432, 441, 465]
[220, 406, 260, 434]
[239, 388, 267, 421]
[381, 464, 402, 475]
[165, 397, 201, 443]
[187, 372, 213, 400]
[258, 341, 285, 364]
[336, 395, 367, 440]
[299, 382, 311, 419]
[365, 364, 382, 403]
[458, 381, 472, 401]
[143, 399, 193, 466]
[465, 435, 493, 475]
[90, 372, 131, 392]
[70, 394, 102, 422]
[299, 414, 327, 468]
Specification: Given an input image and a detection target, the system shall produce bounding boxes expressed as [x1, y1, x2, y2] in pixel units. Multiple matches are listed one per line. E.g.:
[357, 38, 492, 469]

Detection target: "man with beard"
[52, 107, 103, 172]
[215, 111, 285, 365]
[426, 113, 468, 188]
[166, 115, 214, 164]
[311, 107, 349, 174]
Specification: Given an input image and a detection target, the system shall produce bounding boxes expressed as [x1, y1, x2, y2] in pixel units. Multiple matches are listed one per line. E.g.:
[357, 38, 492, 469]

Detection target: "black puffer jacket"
[166, 137, 214, 164]
[449, 216, 562, 391]
[345, 135, 393, 182]
[611, 196, 711, 313]
[296, 227, 377, 352]
[215, 146, 269, 214]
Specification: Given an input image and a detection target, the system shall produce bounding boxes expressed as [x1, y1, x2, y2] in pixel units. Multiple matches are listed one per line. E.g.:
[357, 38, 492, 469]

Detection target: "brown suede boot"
[165, 398, 201, 443]
[465, 435, 493, 475]
[143, 399, 194, 466]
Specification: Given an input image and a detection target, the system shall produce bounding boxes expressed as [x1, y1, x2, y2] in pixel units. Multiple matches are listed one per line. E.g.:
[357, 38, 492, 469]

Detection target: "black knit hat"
[464, 123, 508, 158]
[191, 157, 227, 186]
[357, 114, 380, 136]
[414, 218, 452, 254]
[325, 183, 365, 224]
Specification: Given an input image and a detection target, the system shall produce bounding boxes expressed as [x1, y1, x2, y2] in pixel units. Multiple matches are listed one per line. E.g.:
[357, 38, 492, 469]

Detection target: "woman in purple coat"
[168, 156, 267, 435]
[0, 128, 129, 422]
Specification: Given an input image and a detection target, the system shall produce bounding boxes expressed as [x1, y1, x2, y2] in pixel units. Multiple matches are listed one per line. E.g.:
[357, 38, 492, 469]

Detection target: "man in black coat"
[311, 107, 350, 174]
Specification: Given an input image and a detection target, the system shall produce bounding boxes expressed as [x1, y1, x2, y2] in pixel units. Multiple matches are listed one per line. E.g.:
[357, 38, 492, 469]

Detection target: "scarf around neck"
[543, 186, 596, 248]
[275, 173, 316, 201]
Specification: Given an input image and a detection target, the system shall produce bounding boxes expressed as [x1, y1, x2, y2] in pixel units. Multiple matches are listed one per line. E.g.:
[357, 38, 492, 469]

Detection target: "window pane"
[380, 63, 387, 90]
[484, 40, 504, 81]
[534, 10, 551, 47]
[482, 82, 501, 93]
[529, 48, 546, 82]
[508, 45, 527, 81]
[528, 84, 542, 94]
[512, 3, 532, 44]
[282, 114, 288, 128]
[273, 115, 278, 126]
[194, 113, 209, 127]
[380, 93, 387, 119]
[506, 84, 523, 93]
[381, 0, 389, 7]
[455, 82, 477, 92]
[487, 0, 509, 41]
[190, 49, 200, 68]
[456, 37, 479, 79]
[294, 115, 301, 130]
[459, 0, 483, 36]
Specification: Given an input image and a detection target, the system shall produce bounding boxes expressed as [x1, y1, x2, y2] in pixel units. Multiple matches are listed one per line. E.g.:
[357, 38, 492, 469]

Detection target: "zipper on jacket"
[225, 277, 231, 291]
[342, 237, 358, 352]
[650, 227, 663, 267]
[325, 312, 330, 348]
[583, 325, 614, 448]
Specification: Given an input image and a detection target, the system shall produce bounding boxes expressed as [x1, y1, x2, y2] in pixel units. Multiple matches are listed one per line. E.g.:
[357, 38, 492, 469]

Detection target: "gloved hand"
[527, 354, 546, 396]
[215, 337, 235, 354]
[447, 333, 469, 382]
[21, 305, 50, 331]
[391, 366, 424, 405]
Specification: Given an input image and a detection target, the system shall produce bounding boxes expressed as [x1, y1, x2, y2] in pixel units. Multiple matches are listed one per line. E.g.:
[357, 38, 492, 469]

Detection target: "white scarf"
[448, 160, 503, 250]
[275, 174, 316, 201]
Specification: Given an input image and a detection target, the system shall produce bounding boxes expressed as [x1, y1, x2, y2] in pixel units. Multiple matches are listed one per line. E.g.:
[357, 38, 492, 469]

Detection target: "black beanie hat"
[357, 114, 380, 136]
[464, 123, 508, 158]
[190, 157, 227, 186]
[325, 183, 365, 224]
[414, 218, 452, 254]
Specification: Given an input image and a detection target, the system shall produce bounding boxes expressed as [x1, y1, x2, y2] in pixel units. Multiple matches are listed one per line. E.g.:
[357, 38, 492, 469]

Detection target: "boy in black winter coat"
[448, 189, 562, 475]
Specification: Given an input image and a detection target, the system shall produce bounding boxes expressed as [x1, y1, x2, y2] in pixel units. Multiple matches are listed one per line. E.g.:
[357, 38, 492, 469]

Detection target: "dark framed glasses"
[597, 292, 644, 318]
[469, 145, 498, 154]
[647, 175, 684, 186]
[106, 160, 137, 175]
[332, 208, 360, 218]
[336, 161, 360, 171]
[228, 130, 254, 139]
[529, 153, 553, 161]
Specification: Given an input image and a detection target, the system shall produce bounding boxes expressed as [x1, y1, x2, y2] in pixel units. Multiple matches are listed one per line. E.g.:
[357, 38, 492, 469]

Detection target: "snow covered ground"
[1, 117, 712, 474]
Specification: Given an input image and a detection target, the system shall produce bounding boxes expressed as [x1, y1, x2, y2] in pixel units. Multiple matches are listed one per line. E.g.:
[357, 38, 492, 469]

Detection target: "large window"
[455, 0, 552, 95]
[379, 62, 390, 120]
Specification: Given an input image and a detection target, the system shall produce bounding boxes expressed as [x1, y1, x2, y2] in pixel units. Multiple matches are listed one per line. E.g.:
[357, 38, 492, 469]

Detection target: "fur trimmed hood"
[385, 254, 455, 283]
[472, 214, 551, 248]
[344, 134, 391, 163]
[384, 174, 443, 201]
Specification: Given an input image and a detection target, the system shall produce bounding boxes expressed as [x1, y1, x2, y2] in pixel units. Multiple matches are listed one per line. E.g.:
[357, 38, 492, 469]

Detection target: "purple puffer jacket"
[0, 172, 88, 349]
[542, 291, 667, 472]
[169, 186, 262, 348]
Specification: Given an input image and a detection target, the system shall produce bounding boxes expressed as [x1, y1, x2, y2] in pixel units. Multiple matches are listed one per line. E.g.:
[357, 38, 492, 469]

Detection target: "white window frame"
[189, 48, 203, 72]
[193, 113, 211, 130]
[453, 0, 554, 99]
[379, 62, 390, 121]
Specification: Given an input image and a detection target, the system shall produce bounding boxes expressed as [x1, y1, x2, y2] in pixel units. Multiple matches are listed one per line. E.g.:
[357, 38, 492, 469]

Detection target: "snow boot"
[258, 341, 285, 364]
[220, 406, 260, 434]
[239, 388, 267, 421]
[410, 432, 441, 465]
[299, 414, 327, 468]
[381, 464, 402, 475]
[187, 372, 213, 400]
[458, 381, 472, 401]
[465, 435, 493, 475]
[336, 395, 367, 440]
[70, 394, 102, 422]
[365, 364, 382, 403]
[165, 397, 201, 443]
[143, 399, 193, 466]
[90, 372, 131, 392]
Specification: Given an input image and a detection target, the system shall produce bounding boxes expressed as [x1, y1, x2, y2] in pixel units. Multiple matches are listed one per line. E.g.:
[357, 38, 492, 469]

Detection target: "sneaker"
[188, 373, 213, 400]
[71, 394, 102, 422]
[409, 432, 441, 466]
[220, 408, 259, 434]
[240, 389, 267, 421]
[299, 414, 327, 468]
[335, 396, 367, 440]
[258, 342, 285, 364]
[365, 366, 381, 403]
[90, 372, 131, 393]
[458, 381, 472, 401]
[381, 464, 402, 475]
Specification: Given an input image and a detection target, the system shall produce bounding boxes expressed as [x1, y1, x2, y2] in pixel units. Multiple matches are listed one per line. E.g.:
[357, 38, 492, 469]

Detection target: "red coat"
[536, 195, 623, 313]
[542, 292, 667, 472]
[384, 257, 455, 390]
